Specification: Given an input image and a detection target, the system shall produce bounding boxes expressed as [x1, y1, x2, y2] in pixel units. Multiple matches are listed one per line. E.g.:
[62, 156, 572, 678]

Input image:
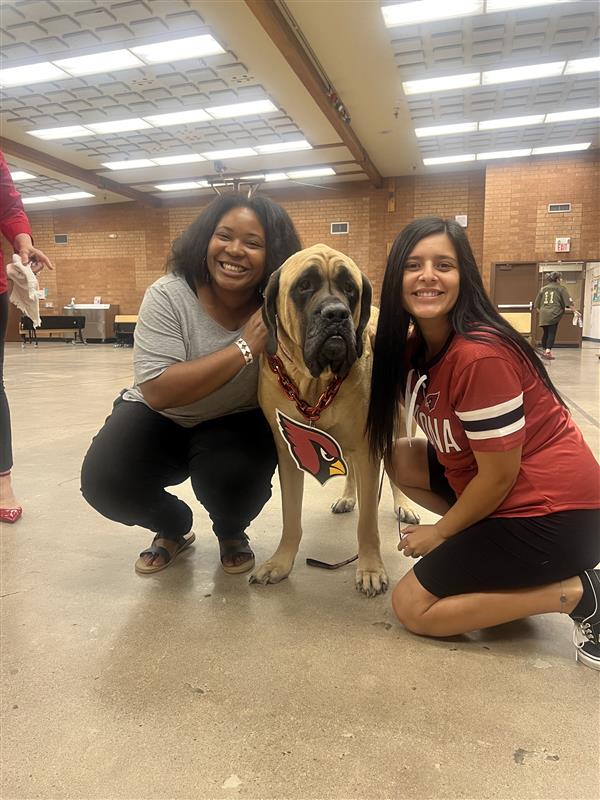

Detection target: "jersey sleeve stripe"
[455, 392, 523, 422]
[460, 404, 524, 433]
[464, 417, 525, 440]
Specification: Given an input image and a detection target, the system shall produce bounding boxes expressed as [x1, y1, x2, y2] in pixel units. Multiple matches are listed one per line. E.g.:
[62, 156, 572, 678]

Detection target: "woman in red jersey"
[367, 217, 600, 671]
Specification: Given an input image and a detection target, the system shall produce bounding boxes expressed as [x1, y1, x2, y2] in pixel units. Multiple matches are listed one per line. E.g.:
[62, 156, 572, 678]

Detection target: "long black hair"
[168, 193, 301, 292]
[367, 216, 565, 461]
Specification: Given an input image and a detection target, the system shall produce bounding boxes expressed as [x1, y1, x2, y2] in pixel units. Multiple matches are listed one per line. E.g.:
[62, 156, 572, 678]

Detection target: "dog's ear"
[355, 273, 372, 358]
[262, 269, 281, 356]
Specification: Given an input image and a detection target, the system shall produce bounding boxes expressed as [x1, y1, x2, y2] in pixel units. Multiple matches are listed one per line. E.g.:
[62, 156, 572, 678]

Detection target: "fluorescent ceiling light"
[479, 114, 544, 130]
[0, 62, 68, 87]
[415, 122, 477, 137]
[532, 143, 591, 154]
[10, 171, 36, 181]
[131, 34, 224, 63]
[152, 154, 206, 166]
[476, 149, 532, 159]
[564, 57, 600, 75]
[54, 50, 143, 77]
[487, 0, 571, 10]
[28, 126, 93, 140]
[205, 100, 277, 119]
[155, 182, 208, 191]
[287, 168, 335, 178]
[51, 192, 94, 200]
[201, 148, 257, 159]
[423, 154, 476, 165]
[255, 140, 312, 154]
[482, 61, 564, 85]
[86, 118, 152, 134]
[143, 109, 211, 126]
[22, 196, 57, 205]
[265, 173, 289, 182]
[545, 107, 600, 122]
[382, 0, 483, 27]
[101, 159, 156, 170]
[403, 73, 480, 95]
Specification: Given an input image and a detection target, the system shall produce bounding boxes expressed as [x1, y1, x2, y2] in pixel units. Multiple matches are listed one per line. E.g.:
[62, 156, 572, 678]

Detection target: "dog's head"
[263, 244, 372, 378]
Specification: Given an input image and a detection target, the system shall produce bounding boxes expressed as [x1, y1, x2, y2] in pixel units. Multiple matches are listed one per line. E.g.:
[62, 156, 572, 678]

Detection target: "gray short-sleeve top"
[123, 273, 259, 427]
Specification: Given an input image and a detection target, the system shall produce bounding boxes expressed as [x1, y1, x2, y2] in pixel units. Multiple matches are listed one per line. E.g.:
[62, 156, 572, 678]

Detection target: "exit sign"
[554, 237, 571, 253]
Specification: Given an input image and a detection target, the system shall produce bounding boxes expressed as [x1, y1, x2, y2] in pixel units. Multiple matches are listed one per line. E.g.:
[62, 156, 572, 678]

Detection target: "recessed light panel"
[287, 168, 335, 178]
[255, 140, 312, 154]
[205, 100, 277, 119]
[564, 57, 600, 75]
[476, 149, 532, 159]
[28, 126, 94, 140]
[415, 122, 477, 137]
[155, 182, 207, 191]
[201, 148, 257, 159]
[545, 108, 600, 122]
[86, 119, 152, 134]
[143, 109, 212, 126]
[423, 154, 476, 165]
[487, 0, 571, 10]
[482, 62, 564, 85]
[403, 73, 480, 95]
[152, 154, 206, 166]
[532, 143, 591, 154]
[54, 50, 143, 76]
[131, 35, 224, 64]
[52, 192, 94, 200]
[382, 0, 483, 27]
[479, 115, 544, 130]
[10, 171, 36, 181]
[101, 160, 156, 170]
[22, 196, 57, 205]
[0, 63, 68, 87]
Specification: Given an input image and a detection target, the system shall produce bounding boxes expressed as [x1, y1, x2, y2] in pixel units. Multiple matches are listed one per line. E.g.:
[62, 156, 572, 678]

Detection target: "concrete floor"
[1, 340, 599, 800]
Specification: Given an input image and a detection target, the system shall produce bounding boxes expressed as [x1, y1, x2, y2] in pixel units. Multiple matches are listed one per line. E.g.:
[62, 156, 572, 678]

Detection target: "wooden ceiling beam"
[0, 137, 161, 208]
[244, 0, 383, 188]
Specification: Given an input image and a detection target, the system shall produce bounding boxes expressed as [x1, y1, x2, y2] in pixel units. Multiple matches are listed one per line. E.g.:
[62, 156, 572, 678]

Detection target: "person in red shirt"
[0, 150, 53, 522]
[367, 216, 600, 671]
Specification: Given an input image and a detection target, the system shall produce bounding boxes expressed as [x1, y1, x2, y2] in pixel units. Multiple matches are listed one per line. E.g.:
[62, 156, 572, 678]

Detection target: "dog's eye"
[344, 281, 356, 295]
[297, 278, 312, 292]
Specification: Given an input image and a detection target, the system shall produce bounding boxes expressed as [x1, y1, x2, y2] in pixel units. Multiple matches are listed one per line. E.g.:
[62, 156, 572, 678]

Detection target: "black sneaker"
[571, 569, 600, 671]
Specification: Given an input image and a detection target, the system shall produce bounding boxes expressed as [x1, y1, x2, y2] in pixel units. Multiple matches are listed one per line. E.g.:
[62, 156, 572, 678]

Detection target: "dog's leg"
[331, 459, 357, 514]
[353, 452, 388, 597]
[250, 442, 304, 585]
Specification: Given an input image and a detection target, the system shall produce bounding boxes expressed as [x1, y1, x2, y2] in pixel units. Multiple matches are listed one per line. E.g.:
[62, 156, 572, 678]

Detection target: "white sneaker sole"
[575, 647, 600, 671]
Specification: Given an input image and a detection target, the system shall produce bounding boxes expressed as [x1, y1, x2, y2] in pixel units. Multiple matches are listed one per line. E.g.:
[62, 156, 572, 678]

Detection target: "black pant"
[541, 323, 558, 350]
[0, 291, 12, 473]
[81, 397, 278, 542]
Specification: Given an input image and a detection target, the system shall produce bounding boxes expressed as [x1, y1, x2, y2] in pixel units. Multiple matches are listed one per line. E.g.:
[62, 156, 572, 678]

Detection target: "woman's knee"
[391, 573, 439, 636]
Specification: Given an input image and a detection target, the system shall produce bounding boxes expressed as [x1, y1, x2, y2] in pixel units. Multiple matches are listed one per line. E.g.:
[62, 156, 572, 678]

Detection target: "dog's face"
[263, 244, 372, 378]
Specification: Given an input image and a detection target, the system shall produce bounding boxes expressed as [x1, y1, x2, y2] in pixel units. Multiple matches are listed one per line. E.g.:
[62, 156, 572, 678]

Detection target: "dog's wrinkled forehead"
[278, 243, 361, 290]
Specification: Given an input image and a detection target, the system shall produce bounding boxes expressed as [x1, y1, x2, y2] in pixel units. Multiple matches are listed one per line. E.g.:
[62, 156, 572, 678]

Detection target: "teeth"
[415, 291, 441, 297]
[221, 262, 245, 273]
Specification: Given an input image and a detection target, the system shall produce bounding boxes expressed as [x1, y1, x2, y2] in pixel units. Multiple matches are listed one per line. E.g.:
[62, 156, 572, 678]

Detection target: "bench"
[20, 315, 86, 345]
[114, 314, 137, 347]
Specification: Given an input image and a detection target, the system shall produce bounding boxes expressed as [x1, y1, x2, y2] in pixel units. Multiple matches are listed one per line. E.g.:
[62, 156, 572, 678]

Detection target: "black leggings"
[541, 323, 559, 350]
[0, 291, 12, 473]
[81, 396, 278, 542]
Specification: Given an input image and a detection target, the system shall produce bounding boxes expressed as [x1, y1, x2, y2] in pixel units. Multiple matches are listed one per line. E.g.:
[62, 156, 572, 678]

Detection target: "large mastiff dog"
[251, 244, 408, 596]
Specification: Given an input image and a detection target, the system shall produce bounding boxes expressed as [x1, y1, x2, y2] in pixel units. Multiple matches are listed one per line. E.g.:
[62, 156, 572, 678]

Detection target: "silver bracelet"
[234, 337, 254, 366]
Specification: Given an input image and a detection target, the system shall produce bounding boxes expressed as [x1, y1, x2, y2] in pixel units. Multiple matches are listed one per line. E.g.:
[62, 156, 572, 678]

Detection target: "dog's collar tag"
[275, 409, 347, 486]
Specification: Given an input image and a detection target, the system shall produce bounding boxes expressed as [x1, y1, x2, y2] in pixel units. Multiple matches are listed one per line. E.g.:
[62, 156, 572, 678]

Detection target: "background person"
[0, 151, 53, 523]
[367, 216, 600, 671]
[533, 271, 576, 360]
[81, 193, 301, 575]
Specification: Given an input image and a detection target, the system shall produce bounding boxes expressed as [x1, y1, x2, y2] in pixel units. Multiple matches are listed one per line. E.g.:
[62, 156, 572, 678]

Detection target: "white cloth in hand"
[6, 254, 43, 327]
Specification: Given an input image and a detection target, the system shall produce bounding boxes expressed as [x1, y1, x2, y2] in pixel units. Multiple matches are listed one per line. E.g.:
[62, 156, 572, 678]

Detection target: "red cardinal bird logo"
[276, 409, 348, 485]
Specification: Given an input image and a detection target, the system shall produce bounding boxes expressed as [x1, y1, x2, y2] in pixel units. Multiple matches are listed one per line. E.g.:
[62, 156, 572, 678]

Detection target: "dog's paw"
[331, 496, 356, 514]
[355, 564, 388, 597]
[249, 559, 292, 586]
[397, 506, 421, 525]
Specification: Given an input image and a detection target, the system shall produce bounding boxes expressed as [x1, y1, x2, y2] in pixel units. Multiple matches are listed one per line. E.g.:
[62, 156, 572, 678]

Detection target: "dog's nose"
[320, 301, 350, 322]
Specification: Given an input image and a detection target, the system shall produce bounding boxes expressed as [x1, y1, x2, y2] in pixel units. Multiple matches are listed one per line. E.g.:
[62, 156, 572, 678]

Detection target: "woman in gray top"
[534, 271, 575, 360]
[81, 194, 301, 574]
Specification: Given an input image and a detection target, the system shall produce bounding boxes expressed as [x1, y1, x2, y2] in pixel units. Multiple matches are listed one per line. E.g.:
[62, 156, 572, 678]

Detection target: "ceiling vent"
[54, 233, 68, 244]
[330, 222, 349, 234]
[548, 203, 571, 213]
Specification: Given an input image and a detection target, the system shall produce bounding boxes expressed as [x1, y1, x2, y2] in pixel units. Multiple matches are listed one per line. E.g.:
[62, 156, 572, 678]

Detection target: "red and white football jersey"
[408, 333, 600, 517]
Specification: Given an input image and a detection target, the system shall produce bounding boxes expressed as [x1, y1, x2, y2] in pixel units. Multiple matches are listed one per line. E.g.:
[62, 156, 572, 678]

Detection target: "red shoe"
[0, 507, 23, 523]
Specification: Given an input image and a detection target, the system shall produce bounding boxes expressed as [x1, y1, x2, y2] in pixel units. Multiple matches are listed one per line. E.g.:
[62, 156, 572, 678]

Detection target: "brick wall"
[3, 153, 597, 318]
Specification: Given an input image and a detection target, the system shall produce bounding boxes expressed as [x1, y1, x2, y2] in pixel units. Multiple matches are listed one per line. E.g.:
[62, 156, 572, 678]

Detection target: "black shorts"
[415, 445, 600, 598]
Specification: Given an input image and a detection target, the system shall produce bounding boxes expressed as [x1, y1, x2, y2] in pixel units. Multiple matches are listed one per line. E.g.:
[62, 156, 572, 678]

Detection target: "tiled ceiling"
[384, 2, 599, 159]
[1, 0, 598, 206]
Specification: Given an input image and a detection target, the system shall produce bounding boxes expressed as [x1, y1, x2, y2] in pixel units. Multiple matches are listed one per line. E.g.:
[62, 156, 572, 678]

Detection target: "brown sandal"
[135, 531, 196, 574]
[219, 535, 255, 575]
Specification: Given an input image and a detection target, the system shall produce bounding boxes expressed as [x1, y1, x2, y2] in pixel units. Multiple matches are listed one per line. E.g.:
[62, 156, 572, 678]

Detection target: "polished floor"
[2, 340, 599, 800]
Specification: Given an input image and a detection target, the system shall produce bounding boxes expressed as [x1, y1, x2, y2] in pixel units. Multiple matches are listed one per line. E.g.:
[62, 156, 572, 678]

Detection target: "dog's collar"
[267, 355, 345, 423]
